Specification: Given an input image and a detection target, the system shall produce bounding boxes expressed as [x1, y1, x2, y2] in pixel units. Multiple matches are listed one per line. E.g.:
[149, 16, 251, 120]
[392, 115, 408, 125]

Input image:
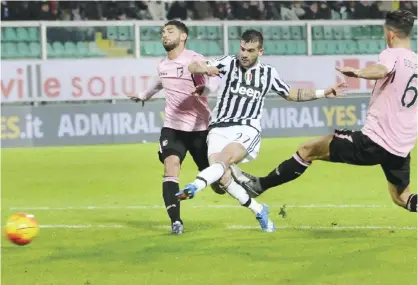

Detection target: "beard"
[239, 57, 256, 68]
[163, 41, 179, 52]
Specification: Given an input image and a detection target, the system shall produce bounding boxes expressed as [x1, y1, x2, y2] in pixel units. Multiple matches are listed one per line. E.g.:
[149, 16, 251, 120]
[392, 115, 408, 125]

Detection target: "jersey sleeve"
[192, 52, 205, 62]
[378, 49, 397, 75]
[206, 55, 234, 75]
[270, 67, 290, 97]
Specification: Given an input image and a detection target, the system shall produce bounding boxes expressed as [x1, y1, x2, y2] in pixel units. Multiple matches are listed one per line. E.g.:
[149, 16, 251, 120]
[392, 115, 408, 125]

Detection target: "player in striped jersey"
[176, 29, 346, 232]
[231, 11, 418, 214]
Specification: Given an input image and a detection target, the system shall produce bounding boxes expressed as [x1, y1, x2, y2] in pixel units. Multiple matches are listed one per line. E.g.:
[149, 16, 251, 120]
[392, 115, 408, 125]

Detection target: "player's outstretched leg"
[177, 140, 256, 199]
[163, 155, 183, 234]
[231, 135, 333, 197]
[219, 169, 275, 232]
[177, 141, 275, 232]
[383, 154, 416, 213]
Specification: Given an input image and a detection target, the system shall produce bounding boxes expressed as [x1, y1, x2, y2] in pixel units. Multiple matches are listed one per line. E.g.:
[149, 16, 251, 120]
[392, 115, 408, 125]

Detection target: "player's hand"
[206, 66, 220, 77]
[325, 82, 348, 98]
[192, 84, 205, 97]
[335, 66, 360, 78]
[127, 94, 146, 106]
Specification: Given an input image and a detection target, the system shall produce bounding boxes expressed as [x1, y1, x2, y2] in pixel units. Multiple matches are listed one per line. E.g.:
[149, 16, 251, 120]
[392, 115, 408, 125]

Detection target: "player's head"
[238, 29, 264, 69]
[384, 10, 415, 47]
[161, 20, 188, 52]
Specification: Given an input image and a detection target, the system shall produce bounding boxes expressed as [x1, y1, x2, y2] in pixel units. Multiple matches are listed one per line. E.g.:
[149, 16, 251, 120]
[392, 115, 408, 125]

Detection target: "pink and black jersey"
[362, 48, 417, 157]
[157, 49, 211, 132]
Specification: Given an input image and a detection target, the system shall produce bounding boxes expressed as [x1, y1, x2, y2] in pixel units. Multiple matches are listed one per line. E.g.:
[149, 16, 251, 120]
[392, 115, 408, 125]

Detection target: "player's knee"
[219, 170, 232, 187]
[216, 153, 234, 168]
[163, 156, 181, 177]
[297, 143, 314, 161]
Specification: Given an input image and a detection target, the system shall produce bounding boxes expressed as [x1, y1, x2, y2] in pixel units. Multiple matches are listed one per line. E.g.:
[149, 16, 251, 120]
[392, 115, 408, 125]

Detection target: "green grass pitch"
[1, 137, 417, 285]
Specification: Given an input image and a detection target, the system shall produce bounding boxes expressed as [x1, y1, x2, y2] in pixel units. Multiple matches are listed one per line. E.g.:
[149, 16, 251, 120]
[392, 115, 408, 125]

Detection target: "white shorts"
[207, 125, 261, 163]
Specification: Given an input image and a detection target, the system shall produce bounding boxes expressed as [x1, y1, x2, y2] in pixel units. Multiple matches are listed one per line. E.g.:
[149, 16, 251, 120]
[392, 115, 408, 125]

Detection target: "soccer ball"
[4, 213, 40, 246]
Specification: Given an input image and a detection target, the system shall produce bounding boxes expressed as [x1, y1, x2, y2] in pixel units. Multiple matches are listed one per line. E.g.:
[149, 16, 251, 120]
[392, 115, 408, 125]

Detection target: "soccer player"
[128, 20, 224, 234]
[231, 10, 418, 213]
[176, 29, 346, 232]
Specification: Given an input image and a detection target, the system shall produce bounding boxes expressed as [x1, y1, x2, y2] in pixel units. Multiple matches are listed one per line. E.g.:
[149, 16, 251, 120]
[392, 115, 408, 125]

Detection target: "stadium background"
[2, 0, 417, 148]
[1, 2, 417, 285]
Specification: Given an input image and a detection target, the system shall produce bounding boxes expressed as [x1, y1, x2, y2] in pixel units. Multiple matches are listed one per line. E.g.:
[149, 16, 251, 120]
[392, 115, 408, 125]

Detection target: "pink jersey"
[362, 48, 417, 157]
[157, 49, 211, 132]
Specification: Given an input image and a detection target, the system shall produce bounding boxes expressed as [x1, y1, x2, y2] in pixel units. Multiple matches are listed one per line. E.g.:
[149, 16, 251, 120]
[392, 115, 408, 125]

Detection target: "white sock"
[225, 180, 263, 214]
[247, 199, 263, 215]
[193, 162, 226, 191]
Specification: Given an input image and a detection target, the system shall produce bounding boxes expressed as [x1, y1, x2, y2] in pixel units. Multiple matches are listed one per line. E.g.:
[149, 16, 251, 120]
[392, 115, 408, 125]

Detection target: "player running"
[176, 29, 347, 232]
[128, 20, 224, 234]
[231, 10, 418, 214]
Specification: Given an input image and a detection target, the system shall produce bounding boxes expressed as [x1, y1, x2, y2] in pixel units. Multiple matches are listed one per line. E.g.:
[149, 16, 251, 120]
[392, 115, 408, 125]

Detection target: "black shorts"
[158, 127, 209, 171]
[329, 129, 410, 190]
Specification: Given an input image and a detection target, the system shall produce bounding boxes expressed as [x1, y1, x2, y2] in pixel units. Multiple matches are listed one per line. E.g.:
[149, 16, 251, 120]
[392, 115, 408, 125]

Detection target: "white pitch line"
[227, 225, 417, 231]
[9, 204, 388, 211]
[40, 224, 125, 229]
[38, 224, 416, 231]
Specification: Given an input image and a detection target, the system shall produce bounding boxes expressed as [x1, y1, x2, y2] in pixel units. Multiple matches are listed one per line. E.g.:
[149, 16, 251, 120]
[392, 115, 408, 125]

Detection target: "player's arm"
[188, 61, 220, 76]
[188, 55, 233, 76]
[270, 67, 346, 101]
[142, 79, 163, 100]
[336, 64, 389, 80]
[336, 49, 396, 80]
[286, 87, 338, 101]
[127, 79, 163, 102]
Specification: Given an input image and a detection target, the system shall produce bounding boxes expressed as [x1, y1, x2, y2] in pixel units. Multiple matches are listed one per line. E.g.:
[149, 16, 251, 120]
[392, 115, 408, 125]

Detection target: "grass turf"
[1, 137, 416, 285]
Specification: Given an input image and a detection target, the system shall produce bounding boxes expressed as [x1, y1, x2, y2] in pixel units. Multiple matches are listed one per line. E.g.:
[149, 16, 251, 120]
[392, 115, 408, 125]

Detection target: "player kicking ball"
[128, 20, 224, 235]
[231, 10, 418, 214]
[176, 30, 346, 232]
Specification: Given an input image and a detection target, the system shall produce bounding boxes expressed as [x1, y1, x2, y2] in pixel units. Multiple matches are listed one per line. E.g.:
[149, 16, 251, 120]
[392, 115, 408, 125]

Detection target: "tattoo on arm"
[292, 88, 317, 101]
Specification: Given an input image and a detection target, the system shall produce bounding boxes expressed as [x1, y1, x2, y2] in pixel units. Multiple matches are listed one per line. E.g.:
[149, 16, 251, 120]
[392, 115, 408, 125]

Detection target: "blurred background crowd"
[2, 0, 417, 22]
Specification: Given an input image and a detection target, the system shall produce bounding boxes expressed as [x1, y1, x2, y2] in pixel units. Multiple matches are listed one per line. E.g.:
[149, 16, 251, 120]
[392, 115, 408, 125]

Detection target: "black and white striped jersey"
[206, 55, 290, 131]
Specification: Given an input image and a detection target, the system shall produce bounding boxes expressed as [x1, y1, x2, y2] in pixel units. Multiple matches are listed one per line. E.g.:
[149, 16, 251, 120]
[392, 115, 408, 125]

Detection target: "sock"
[406, 194, 417, 212]
[259, 152, 311, 191]
[162, 176, 182, 224]
[193, 162, 226, 191]
[224, 180, 263, 214]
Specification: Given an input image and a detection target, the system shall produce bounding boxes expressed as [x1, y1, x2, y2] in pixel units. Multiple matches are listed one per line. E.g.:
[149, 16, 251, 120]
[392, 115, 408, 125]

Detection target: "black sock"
[162, 177, 182, 224]
[406, 194, 417, 212]
[259, 152, 310, 191]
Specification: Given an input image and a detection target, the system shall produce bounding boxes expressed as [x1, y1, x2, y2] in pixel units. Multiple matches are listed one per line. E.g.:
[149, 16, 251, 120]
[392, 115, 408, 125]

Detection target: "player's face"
[161, 25, 186, 52]
[238, 41, 263, 68]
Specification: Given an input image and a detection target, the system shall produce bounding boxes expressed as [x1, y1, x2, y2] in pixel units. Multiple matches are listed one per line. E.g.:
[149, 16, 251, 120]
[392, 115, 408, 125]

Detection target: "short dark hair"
[241, 29, 264, 49]
[385, 10, 416, 38]
[164, 20, 189, 36]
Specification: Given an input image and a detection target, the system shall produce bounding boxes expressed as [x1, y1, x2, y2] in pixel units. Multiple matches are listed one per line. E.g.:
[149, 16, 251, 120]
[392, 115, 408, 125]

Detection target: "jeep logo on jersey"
[177, 67, 183, 77]
[230, 82, 262, 99]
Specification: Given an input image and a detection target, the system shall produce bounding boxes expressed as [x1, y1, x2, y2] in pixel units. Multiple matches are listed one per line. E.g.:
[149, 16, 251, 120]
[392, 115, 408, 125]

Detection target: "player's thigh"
[382, 154, 411, 206]
[207, 126, 261, 164]
[186, 130, 210, 171]
[298, 135, 334, 161]
[158, 128, 188, 168]
[329, 129, 384, 165]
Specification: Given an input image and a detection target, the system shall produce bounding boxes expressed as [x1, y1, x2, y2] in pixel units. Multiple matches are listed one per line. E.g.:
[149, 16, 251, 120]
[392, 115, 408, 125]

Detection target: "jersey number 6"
[401, 74, 417, 108]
